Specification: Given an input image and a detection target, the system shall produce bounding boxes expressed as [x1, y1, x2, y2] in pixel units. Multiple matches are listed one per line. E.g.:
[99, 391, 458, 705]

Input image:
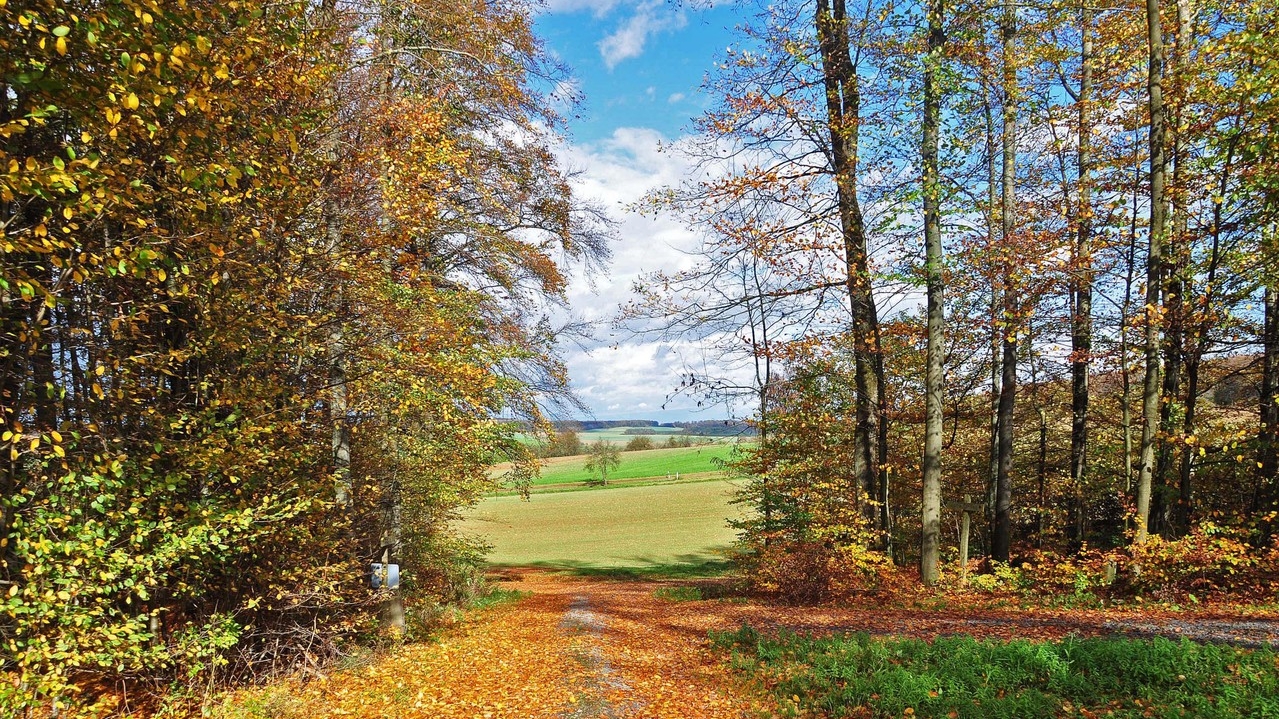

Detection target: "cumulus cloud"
[598, 1, 687, 70]
[553, 127, 753, 420]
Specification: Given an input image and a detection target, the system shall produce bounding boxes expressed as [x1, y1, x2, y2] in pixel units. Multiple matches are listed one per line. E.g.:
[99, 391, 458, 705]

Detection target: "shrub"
[1126, 522, 1279, 600]
[743, 533, 892, 603]
[624, 436, 655, 451]
[541, 429, 583, 458]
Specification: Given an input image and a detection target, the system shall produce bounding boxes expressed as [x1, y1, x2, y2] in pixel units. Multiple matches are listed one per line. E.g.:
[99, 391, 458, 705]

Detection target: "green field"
[574, 426, 691, 445]
[526, 443, 741, 486]
[515, 426, 745, 447]
[458, 479, 745, 569]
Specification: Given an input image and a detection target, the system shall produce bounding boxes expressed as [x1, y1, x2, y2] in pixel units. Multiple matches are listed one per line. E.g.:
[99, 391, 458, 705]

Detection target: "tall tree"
[1136, 0, 1169, 544]
[815, 0, 887, 538]
[920, 0, 947, 585]
[1068, 0, 1095, 546]
[991, 0, 1019, 562]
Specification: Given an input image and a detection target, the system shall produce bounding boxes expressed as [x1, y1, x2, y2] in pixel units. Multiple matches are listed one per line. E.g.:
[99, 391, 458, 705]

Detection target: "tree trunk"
[919, 0, 946, 586]
[816, 0, 883, 534]
[1178, 139, 1231, 536]
[992, 0, 1018, 563]
[1259, 280, 1279, 534]
[1258, 222, 1279, 542]
[381, 478, 405, 633]
[1069, 2, 1094, 549]
[327, 203, 352, 509]
[1136, 0, 1168, 545]
[1154, 214, 1184, 537]
[1121, 132, 1142, 508]
[1156, 0, 1195, 538]
[984, 97, 1001, 554]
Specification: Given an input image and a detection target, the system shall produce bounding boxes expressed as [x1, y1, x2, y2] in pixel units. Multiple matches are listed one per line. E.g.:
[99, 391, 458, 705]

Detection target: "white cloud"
[556, 127, 701, 323]
[553, 127, 751, 419]
[539, 0, 623, 17]
[598, 1, 687, 70]
[667, 92, 685, 104]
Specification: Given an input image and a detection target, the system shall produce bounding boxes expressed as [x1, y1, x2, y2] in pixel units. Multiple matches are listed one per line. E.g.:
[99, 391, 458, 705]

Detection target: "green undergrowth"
[469, 587, 530, 610]
[713, 626, 1279, 719]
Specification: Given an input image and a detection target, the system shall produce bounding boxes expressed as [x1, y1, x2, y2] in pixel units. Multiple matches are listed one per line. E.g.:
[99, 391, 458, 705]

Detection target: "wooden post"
[945, 495, 983, 585]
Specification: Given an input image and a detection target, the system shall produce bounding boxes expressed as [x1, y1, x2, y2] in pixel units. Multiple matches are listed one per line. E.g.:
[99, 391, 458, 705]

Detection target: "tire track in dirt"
[559, 595, 639, 719]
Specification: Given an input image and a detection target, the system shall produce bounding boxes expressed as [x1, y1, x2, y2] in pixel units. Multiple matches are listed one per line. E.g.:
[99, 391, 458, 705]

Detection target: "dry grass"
[458, 479, 745, 569]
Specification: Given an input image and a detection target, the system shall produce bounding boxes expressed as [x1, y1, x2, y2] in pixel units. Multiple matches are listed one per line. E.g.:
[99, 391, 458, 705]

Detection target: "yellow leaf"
[53, 445, 65, 458]
[29, 437, 39, 451]
[56, 37, 67, 56]
[125, 93, 139, 110]
[50, 430, 62, 443]
[7, 584, 16, 597]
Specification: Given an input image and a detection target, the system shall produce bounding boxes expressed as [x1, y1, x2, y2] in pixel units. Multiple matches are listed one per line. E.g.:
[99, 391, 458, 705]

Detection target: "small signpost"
[944, 494, 984, 584]
[370, 561, 400, 590]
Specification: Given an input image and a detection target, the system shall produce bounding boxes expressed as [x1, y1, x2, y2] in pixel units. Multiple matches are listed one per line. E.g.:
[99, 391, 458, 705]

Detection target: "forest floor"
[218, 570, 1279, 719]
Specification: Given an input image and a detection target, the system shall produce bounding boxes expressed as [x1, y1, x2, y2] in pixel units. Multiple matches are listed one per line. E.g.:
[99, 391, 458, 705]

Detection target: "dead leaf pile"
[219, 591, 579, 718]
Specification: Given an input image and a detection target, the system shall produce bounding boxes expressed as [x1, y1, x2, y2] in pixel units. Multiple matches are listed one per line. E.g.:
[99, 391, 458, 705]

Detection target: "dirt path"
[507, 570, 1279, 648]
[222, 570, 1278, 718]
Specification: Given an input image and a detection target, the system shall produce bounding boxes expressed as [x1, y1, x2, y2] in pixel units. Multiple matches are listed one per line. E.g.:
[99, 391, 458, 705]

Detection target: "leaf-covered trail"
[224, 570, 1279, 718]
[225, 572, 771, 718]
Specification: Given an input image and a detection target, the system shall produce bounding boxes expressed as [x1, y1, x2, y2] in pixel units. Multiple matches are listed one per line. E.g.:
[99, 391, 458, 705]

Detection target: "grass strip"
[713, 626, 1279, 718]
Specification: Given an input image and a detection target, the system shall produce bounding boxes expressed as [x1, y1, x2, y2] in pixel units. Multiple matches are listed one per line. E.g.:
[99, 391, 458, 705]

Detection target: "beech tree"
[662, 0, 1279, 591]
[1, 0, 607, 706]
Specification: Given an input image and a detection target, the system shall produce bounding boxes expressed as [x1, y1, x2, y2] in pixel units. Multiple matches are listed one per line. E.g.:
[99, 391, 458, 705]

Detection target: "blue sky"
[534, 1, 749, 422]
[536, 2, 739, 142]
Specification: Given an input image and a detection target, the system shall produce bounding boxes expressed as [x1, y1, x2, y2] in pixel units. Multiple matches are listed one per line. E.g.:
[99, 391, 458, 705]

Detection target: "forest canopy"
[624, 0, 1279, 595]
[1, 0, 607, 711]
